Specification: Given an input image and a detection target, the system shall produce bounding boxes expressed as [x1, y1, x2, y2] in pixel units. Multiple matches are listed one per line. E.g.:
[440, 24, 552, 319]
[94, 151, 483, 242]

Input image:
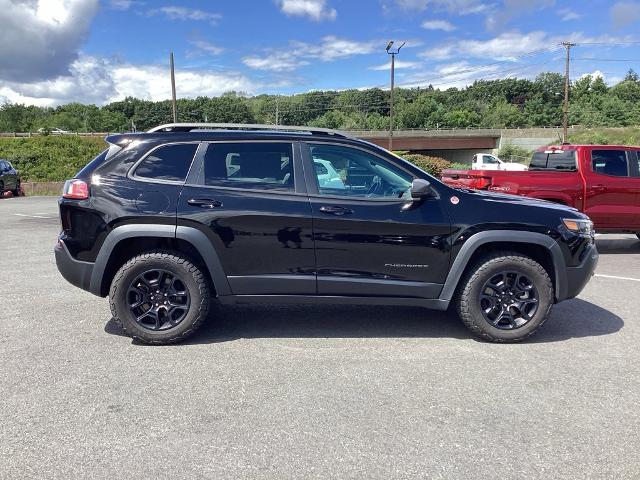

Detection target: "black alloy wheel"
[126, 269, 191, 331]
[479, 271, 539, 330]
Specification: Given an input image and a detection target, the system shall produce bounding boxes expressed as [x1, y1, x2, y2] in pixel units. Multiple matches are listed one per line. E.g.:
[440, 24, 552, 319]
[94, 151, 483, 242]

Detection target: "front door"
[178, 140, 316, 295]
[584, 148, 640, 231]
[303, 142, 451, 298]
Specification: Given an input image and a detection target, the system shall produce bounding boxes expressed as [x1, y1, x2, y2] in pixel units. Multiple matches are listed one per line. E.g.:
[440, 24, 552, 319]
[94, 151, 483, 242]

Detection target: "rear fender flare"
[89, 224, 230, 296]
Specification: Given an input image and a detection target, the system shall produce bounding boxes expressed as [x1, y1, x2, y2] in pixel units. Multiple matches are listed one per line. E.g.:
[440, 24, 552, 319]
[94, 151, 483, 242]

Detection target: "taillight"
[473, 177, 492, 190]
[62, 179, 89, 199]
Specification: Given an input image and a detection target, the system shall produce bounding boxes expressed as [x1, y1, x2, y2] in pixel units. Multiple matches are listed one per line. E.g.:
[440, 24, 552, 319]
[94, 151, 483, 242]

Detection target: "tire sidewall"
[462, 256, 553, 342]
[111, 254, 208, 343]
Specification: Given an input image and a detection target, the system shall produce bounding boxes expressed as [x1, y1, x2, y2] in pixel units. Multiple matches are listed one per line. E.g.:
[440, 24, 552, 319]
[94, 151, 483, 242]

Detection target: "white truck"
[471, 153, 528, 171]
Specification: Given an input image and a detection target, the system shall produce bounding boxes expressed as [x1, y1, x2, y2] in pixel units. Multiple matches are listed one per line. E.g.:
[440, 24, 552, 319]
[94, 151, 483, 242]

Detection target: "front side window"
[483, 155, 499, 164]
[308, 144, 413, 199]
[592, 150, 630, 177]
[202, 142, 293, 191]
[135, 143, 198, 182]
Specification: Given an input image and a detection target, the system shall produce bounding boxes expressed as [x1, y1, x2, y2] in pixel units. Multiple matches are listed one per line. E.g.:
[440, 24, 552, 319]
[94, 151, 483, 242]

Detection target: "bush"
[401, 153, 451, 177]
[498, 143, 532, 163]
[0, 136, 106, 182]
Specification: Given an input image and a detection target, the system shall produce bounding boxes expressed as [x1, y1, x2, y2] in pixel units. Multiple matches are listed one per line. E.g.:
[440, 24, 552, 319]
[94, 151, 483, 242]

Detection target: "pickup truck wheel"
[109, 251, 210, 345]
[456, 253, 553, 342]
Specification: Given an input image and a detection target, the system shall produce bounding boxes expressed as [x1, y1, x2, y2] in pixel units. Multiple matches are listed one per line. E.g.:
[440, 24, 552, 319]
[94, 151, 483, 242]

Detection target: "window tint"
[592, 150, 630, 177]
[202, 142, 293, 191]
[135, 143, 197, 182]
[309, 144, 413, 199]
[530, 150, 576, 170]
[314, 162, 328, 175]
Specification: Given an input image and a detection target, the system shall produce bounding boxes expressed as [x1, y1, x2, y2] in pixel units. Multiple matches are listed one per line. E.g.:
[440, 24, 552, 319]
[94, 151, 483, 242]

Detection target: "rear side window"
[591, 150, 630, 177]
[201, 142, 293, 191]
[135, 143, 198, 182]
[530, 150, 576, 170]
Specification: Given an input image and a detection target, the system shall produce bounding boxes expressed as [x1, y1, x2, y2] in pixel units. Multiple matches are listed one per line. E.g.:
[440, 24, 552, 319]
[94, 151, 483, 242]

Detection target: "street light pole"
[386, 41, 405, 151]
[170, 52, 177, 123]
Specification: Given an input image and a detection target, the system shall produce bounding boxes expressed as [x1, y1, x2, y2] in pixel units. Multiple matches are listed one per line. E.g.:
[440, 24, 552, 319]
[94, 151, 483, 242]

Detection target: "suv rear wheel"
[456, 253, 553, 342]
[109, 251, 210, 344]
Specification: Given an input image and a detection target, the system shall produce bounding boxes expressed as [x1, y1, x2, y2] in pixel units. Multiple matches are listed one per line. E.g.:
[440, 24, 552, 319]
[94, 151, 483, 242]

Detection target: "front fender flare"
[438, 230, 566, 304]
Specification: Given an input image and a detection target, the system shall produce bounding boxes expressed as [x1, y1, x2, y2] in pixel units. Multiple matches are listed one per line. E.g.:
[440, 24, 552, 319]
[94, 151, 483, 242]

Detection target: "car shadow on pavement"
[104, 298, 623, 345]
[595, 237, 640, 254]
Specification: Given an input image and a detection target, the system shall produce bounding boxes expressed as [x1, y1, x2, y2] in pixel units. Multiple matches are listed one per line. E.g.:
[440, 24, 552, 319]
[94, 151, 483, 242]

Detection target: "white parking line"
[595, 274, 640, 282]
[12, 213, 53, 219]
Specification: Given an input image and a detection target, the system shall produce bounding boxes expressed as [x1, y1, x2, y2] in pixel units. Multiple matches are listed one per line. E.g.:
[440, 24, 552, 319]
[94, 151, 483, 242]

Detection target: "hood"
[461, 188, 581, 214]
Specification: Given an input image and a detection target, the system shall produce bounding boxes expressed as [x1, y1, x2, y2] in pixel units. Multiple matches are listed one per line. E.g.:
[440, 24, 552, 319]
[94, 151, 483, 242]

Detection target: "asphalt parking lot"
[1, 196, 639, 479]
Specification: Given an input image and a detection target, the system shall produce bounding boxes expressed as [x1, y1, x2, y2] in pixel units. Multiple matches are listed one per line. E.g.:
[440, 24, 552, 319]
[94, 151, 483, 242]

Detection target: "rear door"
[302, 142, 451, 298]
[178, 140, 316, 295]
[583, 148, 640, 230]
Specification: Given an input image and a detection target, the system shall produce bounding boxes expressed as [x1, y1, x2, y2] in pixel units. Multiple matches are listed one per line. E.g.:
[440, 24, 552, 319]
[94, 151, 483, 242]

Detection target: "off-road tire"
[12, 181, 21, 196]
[109, 250, 210, 344]
[456, 253, 553, 342]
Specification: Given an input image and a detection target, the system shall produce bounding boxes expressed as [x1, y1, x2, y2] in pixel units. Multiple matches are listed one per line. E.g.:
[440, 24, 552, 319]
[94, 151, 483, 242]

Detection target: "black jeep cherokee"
[55, 123, 598, 344]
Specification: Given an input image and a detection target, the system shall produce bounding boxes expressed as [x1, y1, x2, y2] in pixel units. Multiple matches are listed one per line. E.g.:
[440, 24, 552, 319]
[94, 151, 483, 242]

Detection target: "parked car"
[0, 159, 21, 196]
[314, 158, 345, 189]
[55, 123, 597, 344]
[442, 145, 640, 238]
[471, 153, 528, 171]
[37, 127, 71, 135]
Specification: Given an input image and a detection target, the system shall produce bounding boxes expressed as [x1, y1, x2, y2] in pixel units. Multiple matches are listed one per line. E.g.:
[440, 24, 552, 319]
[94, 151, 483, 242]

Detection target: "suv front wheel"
[456, 253, 553, 342]
[109, 251, 210, 344]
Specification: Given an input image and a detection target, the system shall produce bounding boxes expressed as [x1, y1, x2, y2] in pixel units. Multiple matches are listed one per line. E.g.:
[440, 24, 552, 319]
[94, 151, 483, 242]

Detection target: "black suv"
[0, 159, 20, 196]
[55, 123, 598, 344]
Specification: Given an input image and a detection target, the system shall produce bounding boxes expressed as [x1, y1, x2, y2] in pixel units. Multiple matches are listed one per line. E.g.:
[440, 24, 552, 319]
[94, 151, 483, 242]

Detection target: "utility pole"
[386, 40, 405, 151]
[170, 52, 177, 123]
[275, 97, 279, 125]
[561, 41, 576, 143]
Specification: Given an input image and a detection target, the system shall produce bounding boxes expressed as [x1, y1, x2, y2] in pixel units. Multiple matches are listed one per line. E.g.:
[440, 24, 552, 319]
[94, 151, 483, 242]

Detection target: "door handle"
[319, 205, 354, 216]
[187, 198, 223, 209]
[593, 184, 607, 192]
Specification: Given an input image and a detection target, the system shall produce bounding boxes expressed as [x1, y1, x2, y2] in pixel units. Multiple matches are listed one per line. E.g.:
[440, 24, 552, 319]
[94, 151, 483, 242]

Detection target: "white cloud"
[390, 0, 490, 14]
[277, 0, 336, 21]
[0, 0, 99, 82]
[190, 40, 224, 56]
[243, 52, 309, 72]
[0, 55, 270, 106]
[421, 19, 456, 31]
[421, 31, 636, 62]
[243, 36, 378, 72]
[149, 6, 221, 24]
[369, 60, 422, 71]
[559, 8, 581, 21]
[610, 1, 640, 27]
[108, 0, 134, 10]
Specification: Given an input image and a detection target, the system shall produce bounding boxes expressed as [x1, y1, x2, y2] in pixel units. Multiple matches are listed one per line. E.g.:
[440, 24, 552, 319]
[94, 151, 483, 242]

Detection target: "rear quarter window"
[530, 150, 576, 170]
[134, 143, 198, 182]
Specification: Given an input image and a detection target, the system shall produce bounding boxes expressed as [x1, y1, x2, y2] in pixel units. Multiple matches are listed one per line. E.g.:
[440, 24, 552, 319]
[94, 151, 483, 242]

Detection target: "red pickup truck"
[441, 145, 640, 235]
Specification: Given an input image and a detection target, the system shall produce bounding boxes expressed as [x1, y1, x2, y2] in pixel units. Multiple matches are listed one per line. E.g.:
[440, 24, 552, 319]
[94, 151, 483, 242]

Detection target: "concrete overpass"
[350, 127, 565, 163]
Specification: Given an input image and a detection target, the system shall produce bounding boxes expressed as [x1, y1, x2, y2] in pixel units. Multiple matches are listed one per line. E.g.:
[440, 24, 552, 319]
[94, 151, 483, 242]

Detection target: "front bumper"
[54, 239, 95, 293]
[559, 242, 599, 301]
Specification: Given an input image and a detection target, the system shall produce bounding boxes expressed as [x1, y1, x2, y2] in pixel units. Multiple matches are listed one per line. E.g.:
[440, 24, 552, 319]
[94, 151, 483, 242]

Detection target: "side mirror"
[410, 178, 432, 201]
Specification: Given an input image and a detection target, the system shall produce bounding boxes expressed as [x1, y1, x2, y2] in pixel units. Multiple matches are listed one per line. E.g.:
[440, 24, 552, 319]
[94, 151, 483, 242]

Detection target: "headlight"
[562, 218, 594, 235]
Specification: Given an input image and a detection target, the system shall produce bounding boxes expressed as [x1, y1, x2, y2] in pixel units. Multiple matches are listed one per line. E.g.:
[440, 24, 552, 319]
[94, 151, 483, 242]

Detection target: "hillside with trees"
[2, 70, 640, 133]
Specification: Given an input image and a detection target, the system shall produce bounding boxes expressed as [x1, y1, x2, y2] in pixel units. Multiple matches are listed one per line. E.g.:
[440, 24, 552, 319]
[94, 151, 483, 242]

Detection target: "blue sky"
[1, 0, 639, 106]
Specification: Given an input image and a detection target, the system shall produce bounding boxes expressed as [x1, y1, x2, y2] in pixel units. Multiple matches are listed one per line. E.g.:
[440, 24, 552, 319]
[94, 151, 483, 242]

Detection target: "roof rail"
[147, 123, 351, 138]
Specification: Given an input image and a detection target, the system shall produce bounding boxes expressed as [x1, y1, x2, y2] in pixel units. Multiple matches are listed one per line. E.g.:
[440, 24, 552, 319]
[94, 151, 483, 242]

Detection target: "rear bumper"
[559, 242, 599, 301]
[54, 239, 95, 294]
